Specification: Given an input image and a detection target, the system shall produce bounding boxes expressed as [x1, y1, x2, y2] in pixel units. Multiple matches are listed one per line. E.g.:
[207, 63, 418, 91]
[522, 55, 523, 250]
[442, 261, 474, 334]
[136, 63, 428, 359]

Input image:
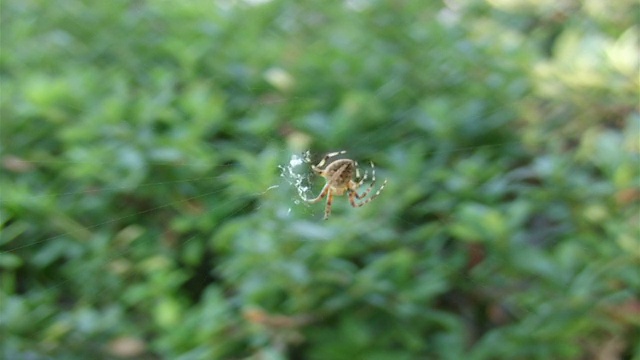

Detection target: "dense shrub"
[1, 0, 638, 359]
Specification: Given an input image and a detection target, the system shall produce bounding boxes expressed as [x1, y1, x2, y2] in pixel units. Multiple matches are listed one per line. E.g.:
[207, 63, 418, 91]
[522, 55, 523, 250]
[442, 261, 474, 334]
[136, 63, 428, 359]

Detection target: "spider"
[305, 151, 387, 220]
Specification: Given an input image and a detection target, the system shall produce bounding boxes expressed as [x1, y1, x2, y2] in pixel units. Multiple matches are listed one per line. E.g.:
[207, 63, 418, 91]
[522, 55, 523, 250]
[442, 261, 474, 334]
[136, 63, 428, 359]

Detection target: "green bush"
[1, 0, 638, 359]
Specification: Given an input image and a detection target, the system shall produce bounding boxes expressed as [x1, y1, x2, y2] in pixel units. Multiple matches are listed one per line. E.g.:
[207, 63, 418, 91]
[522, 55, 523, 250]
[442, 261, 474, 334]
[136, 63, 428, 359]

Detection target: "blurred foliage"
[1, 0, 639, 359]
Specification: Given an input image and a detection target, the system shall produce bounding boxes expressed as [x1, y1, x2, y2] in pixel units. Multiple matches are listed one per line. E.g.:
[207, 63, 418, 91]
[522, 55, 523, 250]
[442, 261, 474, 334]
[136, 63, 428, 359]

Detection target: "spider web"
[2, 1, 631, 359]
[278, 150, 314, 207]
[1, 0, 530, 328]
[0, 73, 583, 358]
[2, 0, 517, 320]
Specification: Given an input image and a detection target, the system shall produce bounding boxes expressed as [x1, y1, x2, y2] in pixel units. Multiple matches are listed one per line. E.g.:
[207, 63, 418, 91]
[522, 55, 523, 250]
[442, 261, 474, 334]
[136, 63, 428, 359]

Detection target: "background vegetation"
[1, 0, 638, 359]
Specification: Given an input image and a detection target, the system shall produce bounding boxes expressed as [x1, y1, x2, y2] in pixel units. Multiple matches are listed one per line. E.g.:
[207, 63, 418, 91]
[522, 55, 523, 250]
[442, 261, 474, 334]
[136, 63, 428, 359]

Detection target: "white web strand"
[278, 150, 315, 208]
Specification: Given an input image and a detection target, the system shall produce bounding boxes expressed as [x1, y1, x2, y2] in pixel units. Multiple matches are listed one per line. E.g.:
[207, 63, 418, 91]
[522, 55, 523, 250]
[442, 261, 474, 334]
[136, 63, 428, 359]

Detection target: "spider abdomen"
[321, 159, 355, 188]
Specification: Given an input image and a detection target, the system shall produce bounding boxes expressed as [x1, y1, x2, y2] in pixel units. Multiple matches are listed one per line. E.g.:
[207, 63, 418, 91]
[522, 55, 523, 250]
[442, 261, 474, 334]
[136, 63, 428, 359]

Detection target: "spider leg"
[353, 161, 368, 188]
[305, 182, 331, 203]
[348, 189, 359, 208]
[311, 150, 347, 173]
[351, 179, 388, 207]
[324, 190, 334, 220]
[353, 181, 375, 199]
[352, 161, 377, 200]
[309, 162, 347, 220]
